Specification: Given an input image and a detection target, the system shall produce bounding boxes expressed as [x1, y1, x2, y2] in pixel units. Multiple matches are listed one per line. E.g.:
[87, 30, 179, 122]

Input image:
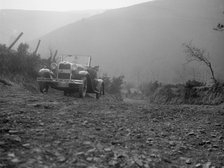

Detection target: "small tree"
[102, 74, 124, 94]
[183, 42, 217, 84]
[109, 75, 124, 94]
[17, 43, 29, 55]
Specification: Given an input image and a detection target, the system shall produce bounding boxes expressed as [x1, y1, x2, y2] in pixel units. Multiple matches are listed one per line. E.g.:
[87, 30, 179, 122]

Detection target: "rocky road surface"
[0, 85, 224, 168]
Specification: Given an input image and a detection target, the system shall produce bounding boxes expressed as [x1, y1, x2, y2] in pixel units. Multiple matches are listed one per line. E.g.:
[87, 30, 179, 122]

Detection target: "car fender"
[78, 71, 89, 76]
[38, 68, 54, 78]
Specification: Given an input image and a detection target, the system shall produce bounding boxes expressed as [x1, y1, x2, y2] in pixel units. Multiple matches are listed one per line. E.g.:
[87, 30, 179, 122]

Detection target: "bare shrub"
[183, 42, 217, 84]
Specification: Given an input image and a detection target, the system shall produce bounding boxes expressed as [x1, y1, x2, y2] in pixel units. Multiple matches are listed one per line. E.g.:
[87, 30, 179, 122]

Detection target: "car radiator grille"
[59, 64, 71, 69]
[58, 73, 70, 79]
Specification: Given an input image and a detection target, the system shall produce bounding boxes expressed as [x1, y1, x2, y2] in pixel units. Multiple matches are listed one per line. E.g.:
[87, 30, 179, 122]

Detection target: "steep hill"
[31, 0, 224, 83]
[0, 9, 103, 46]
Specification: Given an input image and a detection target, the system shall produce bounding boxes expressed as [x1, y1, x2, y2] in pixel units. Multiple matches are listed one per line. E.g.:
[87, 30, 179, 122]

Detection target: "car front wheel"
[96, 92, 100, 99]
[101, 83, 105, 95]
[39, 82, 49, 93]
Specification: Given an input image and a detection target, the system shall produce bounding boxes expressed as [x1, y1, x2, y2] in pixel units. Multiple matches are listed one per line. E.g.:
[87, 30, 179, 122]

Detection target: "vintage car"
[37, 55, 104, 99]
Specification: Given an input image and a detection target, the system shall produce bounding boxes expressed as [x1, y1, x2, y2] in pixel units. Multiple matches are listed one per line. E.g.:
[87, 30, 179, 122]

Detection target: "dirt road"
[0, 85, 224, 168]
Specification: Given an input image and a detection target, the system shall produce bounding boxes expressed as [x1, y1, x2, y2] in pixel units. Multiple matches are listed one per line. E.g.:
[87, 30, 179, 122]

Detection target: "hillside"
[31, 0, 224, 83]
[0, 9, 104, 46]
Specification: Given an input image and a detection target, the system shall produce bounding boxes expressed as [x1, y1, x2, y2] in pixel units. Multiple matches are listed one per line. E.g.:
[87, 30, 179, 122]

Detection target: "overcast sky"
[0, 0, 153, 11]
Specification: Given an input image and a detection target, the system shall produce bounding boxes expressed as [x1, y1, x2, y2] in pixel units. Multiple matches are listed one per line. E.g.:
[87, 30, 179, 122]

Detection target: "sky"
[0, 0, 153, 11]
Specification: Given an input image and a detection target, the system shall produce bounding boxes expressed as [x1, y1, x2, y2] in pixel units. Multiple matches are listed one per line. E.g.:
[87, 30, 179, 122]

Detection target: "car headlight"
[51, 63, 57, 70]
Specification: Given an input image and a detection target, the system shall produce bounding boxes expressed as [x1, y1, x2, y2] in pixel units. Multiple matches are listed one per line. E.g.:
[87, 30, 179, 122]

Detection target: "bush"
[185, 80, 205, 89]
[184, 80, 205, 100]
[139, 81, 161, 96]
[102, 74, 124, 94]
[0, 43, 41, 80]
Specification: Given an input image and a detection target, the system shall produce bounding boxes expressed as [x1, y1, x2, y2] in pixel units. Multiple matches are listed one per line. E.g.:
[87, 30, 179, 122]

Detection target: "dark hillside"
[31, 0, 224, 83]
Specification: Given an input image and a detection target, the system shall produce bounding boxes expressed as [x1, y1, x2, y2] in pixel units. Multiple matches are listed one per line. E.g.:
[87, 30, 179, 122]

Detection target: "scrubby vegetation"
[102, 74, 124, 94]
[139, 79, 224, 105]
[0, 43, 41, 83]
[139, 81, 161, 97]
[135, 41, 224, 105]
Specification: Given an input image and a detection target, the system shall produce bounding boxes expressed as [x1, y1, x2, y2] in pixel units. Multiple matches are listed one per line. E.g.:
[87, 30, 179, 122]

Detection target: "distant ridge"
[0, 9, 104, 45]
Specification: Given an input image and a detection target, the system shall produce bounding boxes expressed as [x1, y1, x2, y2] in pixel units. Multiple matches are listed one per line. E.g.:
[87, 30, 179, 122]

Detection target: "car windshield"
[62, 55, 91, 66]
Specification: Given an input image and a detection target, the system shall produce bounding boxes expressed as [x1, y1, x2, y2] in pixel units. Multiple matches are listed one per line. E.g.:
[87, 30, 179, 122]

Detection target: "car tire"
[96, 92, 100, 99]
[79, 77, 87, 98]
[101, 83, 105, 95]
[39, 82, 49, 93]
[64, 90, 68, 96]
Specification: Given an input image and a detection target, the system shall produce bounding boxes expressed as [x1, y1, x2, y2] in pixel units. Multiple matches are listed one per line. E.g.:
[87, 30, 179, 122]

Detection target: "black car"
[37, 55, 104, 99]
